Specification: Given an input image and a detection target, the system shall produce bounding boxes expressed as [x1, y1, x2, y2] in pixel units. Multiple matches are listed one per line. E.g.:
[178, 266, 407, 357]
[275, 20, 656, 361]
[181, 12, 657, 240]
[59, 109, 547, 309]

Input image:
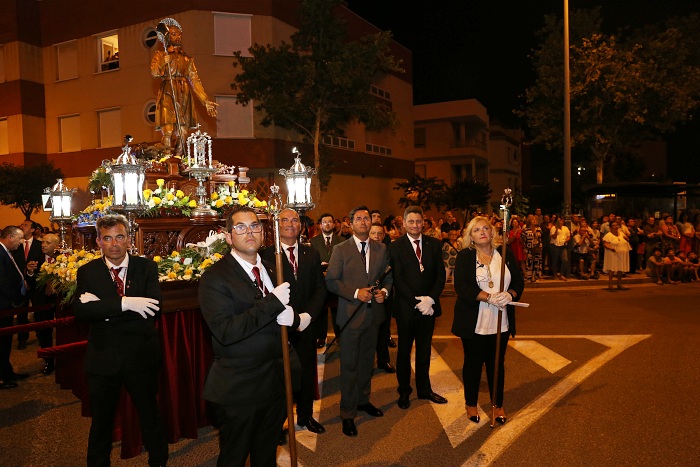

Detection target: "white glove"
[422, 306, 435, 316]
[491, 292, 512, 308]
[414, 296, 435, 314]
[121, 296, 159, 319]
[276, 305, 294, 326]
[79, 292, 100, 304]
[271, 282, 290, 306]
[297, 312, 311, 332]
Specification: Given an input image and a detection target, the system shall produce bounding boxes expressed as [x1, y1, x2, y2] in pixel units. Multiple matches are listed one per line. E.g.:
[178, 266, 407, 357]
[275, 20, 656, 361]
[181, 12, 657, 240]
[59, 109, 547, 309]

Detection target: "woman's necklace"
[477, 250, 495, 288]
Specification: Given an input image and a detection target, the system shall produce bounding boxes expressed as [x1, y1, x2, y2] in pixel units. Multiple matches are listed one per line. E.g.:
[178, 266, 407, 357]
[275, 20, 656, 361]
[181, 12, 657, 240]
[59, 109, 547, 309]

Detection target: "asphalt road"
[1, 281, 699, 466]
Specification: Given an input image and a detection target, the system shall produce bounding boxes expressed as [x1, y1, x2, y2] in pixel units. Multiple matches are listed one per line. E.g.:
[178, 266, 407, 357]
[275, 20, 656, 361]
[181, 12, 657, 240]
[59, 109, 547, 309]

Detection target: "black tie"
[325, 236, 332, 255]
[360, 241, 367, 268]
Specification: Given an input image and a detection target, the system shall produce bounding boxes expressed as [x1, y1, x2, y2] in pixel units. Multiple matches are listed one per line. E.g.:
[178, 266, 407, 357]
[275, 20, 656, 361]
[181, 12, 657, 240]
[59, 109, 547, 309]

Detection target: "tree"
[444, 179, 492, 227]
[231, 0, 404, 200]
[518, 9, 700, 184]
[394, 175, 447, 212]
[0, 162, 64, 220]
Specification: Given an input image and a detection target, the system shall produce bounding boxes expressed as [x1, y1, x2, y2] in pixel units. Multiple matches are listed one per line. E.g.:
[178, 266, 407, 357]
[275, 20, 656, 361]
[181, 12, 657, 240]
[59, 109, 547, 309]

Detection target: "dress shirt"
[230, 250, 274, 295]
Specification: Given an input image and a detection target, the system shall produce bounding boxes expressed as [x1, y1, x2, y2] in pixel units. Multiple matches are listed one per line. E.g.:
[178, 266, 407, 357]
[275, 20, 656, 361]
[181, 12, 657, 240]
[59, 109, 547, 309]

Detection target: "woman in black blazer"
[452, 216, 524, 424]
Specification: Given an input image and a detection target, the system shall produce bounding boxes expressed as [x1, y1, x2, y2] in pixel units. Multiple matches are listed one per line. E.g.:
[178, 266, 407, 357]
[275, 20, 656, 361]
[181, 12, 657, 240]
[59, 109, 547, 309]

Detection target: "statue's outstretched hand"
[205, 101, 219, 117]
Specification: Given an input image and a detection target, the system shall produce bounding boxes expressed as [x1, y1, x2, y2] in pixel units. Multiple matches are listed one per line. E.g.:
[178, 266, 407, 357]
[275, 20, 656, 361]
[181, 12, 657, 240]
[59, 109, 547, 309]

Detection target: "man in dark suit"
[389, 206, 447, 409]
[199, 206, 297, 466]
[262, 208, 327, 434]
[73, 214, 168, 467]
[25, 233, 60, 375]
[309, 212, 343, 348]
[325, 206, 392, 437]
[0, 225, 28, 389]
[12, 219, 44, 349]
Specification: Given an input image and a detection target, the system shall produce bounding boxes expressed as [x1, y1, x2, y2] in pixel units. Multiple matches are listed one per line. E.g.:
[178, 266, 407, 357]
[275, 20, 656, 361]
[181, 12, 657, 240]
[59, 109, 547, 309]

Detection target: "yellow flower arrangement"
[209, 182, 269, 214]
[143, 182, 192, 217]
[76, 196, 114, 226]
[156, 235, 229, 282]
[36, 249, 103, 304]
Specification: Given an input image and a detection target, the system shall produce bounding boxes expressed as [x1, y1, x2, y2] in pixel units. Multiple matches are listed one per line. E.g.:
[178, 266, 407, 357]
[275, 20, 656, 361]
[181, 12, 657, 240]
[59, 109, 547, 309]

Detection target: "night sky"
[346, 0, 700, 182]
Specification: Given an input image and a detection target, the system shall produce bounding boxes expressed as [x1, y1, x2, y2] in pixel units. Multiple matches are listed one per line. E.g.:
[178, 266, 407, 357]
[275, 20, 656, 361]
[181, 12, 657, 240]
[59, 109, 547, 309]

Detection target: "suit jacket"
[451, 247, 524, 339]
[309, 232, 343, 265]
[12, 238, 44, 277]
[260, 244, 327, 334]
[198, 253, 298, 405]
[1, 246, 25, 310]
[325, 237, 392, 328]
[389, 234, 446, 320]
[73, 255, 162, 376]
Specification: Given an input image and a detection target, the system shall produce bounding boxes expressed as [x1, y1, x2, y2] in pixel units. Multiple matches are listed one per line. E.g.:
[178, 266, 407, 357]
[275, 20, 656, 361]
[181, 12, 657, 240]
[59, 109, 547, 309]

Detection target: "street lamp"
[563, 0, 572, 223]
[279, 147, 316, 215]
[48, 179, 75, 250]
[108, 135, 147, 254]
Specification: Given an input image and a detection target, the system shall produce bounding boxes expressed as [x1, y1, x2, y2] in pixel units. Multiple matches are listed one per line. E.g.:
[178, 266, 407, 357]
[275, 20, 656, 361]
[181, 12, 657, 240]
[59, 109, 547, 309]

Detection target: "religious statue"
[150, 18, 218, 155]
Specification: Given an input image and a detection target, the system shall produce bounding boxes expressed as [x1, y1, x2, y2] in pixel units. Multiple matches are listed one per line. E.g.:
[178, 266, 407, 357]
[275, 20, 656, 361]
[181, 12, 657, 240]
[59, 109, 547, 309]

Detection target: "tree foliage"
[394, 175, 447, 212]
[0, 162, 64, 219]
[231, 0, 404, 195]
[444, 179, 492, 226]
[518, 9, 700, 184]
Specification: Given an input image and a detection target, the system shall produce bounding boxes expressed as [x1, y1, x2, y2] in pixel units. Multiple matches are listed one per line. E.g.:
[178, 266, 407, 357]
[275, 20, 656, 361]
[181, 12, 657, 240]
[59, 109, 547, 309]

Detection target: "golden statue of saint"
[150, 18, 217, 155]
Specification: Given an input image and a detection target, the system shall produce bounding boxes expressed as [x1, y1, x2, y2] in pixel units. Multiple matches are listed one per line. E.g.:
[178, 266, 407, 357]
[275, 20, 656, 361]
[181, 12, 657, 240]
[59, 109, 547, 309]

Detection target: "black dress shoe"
[342, 418, 358, 437]
[0, 381, 18, 389]
[7, 372, 29, 382]
[17, 341, 27, 350]
[418, 391, 448, 404]
[377, 362, 396, 373]
[357, 403, 384, 417]
[388, 337, 397, 348]
[42, 361, 55, 375]
[397, 394, 410, 409]
[316, 339, 326, 349]
[298, 417, 325, 434]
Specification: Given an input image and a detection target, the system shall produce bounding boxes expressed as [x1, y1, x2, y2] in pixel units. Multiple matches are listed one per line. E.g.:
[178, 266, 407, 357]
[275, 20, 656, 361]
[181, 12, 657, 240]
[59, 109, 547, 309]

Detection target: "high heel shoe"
[494, 407, 507, 424]
[465, 405, 480, 423]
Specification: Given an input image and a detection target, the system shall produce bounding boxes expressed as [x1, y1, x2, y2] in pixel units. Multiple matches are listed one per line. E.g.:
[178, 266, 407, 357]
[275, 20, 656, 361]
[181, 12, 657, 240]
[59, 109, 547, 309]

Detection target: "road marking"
[509, 339, 571, 373]
[461, 334, 651, 466]
[412, 349, 491, 447]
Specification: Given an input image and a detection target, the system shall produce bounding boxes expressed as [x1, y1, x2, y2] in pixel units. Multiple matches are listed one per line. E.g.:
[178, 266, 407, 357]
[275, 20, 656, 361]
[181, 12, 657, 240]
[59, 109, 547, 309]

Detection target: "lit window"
[59, 115, 81, 152]
[215, 96, 253, 138]
[0, 118, 9, 155]
[97, 32, 119, 72]
[213, 13, 252, 57]
[97, 108, 122, 148]
[55, 41, 78, 81]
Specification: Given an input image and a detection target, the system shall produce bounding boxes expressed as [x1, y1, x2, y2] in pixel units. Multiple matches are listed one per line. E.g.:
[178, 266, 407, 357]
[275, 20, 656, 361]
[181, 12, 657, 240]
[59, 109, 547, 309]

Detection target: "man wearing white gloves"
[73, 214, 168, 467]
[262, 208, 327, 436]
[198, 206, 299, 466]
[389, 206, 447, 409]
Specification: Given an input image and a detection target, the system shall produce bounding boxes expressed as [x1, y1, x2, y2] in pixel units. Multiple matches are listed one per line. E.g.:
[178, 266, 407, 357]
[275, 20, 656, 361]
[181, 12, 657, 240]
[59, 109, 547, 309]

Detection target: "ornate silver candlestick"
[184, 127, 218, 217]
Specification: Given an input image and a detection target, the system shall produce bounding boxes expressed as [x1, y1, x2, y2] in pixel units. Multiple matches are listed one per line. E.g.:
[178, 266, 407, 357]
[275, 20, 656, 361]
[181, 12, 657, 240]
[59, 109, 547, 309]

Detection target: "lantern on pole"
[279, 147, 315, 215]
[107, 135, 147, 254]
[48, 179, 75, 250]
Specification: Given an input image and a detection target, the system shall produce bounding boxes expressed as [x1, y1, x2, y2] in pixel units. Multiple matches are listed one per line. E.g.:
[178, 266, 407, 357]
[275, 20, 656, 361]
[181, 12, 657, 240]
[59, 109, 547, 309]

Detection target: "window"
[365, 143, 392, 156]
[0, 118, 9, 155]
[213, 13, 252, 57]
[370, 85, 391, 101]
[142, 27, 158, 49]
[414, 128, 426, 148]
[97, 32, 119, 72]
[97, 108, 122, 148]
[215, 96, 253, 138]
[55, 41, 78, 81]
[59, 115, 81, 152]
[143, 100, 157, 125]
[323, 135, 355, 150]
[0, 45, 5, 83]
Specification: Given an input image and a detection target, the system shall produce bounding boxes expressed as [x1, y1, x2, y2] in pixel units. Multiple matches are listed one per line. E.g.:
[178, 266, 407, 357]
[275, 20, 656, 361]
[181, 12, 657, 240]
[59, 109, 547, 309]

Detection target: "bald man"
[26, 233, 60, 374]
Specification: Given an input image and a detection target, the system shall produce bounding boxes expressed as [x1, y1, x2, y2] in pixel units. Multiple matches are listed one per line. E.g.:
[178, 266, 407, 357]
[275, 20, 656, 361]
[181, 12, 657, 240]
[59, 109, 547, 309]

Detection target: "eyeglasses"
[232, 223, 263, 235]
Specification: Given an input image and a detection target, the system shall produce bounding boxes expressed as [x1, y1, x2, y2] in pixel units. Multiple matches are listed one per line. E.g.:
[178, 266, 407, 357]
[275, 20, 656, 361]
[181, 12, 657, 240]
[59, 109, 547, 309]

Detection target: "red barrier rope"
[0, 316, 76, 337]
[37, 340, 87, 358]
